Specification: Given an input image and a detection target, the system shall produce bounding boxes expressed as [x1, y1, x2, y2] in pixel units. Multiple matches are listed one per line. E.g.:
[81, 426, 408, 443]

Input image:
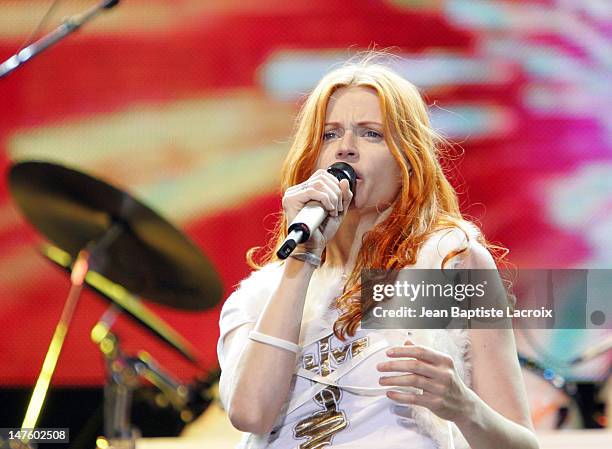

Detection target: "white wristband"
[248, 330, 300, 354]
[289, 251, 321, 267]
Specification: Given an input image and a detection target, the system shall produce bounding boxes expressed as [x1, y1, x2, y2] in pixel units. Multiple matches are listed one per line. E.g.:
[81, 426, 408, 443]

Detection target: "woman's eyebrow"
[356, 121, 383, 127]
[324, 121, 383, 127]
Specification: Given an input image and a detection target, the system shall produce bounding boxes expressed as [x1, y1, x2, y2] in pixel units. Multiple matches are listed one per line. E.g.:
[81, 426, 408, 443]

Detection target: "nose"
[335, 148, 359, 161]
[335, 132, 359, 162]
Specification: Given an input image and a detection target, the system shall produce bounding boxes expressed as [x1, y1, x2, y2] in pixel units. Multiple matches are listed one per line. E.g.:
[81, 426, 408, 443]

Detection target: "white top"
[218, 223, 492, 449]
[264, 326, 439, 449]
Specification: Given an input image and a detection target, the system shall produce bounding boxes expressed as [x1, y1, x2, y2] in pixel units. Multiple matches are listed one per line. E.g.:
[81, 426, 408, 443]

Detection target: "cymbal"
[40, 244, 204, 366]
[9, 161, 222, 310]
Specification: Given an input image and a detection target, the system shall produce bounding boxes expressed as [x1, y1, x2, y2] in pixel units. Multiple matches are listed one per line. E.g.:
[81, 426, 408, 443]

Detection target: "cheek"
[315, 146, 335, 170]
[382, 175, 402, 202]
[380, 159, 403, 196]
[360, 168, 401, 208]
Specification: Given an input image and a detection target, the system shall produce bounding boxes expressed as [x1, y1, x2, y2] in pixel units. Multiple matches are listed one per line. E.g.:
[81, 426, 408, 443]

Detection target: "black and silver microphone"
[276, 162, 357, 259]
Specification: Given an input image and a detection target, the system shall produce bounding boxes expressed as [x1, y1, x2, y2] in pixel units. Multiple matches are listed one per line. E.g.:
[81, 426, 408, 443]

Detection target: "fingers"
[317, 170, 344, 212]
[377, 344, 463, 421]
[377, 340, 452, 396]
[376, 358, 439, 379]
[385, 341, 455, 368]
[315, 174, 343, 215]
[284, 169, 345, 217]
[304, 188, 337, 213]
[385, 390, 433, 408]
[378, 373, 444, 396]
[339, 178, 354, 213]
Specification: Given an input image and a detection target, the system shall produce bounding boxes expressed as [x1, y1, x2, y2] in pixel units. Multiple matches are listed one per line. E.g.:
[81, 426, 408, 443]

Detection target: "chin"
[349, 202, 378, 215]
[349, 192, 366, 210]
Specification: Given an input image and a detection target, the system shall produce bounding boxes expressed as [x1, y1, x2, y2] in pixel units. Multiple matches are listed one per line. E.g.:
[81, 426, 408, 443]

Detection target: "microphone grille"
[327, 162, 356, 193]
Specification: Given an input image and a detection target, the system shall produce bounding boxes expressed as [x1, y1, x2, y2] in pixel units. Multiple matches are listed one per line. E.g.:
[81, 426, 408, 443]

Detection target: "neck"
[324, 208, 381, 273]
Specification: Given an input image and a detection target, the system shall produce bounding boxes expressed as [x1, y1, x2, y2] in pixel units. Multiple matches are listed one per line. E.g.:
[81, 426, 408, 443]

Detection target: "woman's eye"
[364, 130, 382, 139]
[323, 131, 337, 140]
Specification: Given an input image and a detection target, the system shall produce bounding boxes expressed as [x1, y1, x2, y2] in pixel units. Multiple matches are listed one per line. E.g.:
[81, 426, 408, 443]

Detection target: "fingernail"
[376, 363, 384, 370]
[386, 349, 395, 356]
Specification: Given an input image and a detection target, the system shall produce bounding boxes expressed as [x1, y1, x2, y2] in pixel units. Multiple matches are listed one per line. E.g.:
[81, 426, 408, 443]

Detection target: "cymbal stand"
[91, 306, 196, 449]
[91, 306, 139, 449]
[20, 223, 124, 442]
[0, 0, 120, 78]
[131, 351, 194, 422]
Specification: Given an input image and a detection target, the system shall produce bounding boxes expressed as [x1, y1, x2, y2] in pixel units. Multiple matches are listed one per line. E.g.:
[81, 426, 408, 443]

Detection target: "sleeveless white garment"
[218, 223, 492, 449]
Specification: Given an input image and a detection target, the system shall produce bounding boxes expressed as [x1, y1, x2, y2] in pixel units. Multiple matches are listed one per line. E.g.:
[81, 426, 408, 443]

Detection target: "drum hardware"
[9, 161, 223, 311]
[91, 306, 201, 449]
[519, 353, 581, 429]
[0, 0, 121, 79]
[519, 354, 576, 394]
[567, 337, 611, 428]
[40, 244, 204, 367]
[569, 335, 612, 365]
[605, 370, 612, 429]
[519, 351, 611, 430]
[19, 225, 121, 434]
[8, 161, 223, 447]
[132, 352, 193, 422]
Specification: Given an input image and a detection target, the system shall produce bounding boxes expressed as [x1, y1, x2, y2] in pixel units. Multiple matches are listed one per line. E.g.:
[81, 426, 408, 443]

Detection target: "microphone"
[276, 162, 357, 260]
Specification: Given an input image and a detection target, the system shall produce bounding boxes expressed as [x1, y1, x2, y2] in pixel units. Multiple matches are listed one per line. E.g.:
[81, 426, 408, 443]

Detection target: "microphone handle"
[277, 202, 327, 259]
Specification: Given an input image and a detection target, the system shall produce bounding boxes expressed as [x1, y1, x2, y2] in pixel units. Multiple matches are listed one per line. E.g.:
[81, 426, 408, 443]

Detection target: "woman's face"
[315, 86, 403, 212]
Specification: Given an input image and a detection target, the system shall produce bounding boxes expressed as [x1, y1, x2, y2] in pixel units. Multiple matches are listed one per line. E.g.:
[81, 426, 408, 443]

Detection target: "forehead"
[324, 86, 382, 122]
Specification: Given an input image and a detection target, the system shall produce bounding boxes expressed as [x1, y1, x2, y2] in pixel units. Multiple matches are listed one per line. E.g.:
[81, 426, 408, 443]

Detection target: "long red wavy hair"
[248, 55, 509, 341]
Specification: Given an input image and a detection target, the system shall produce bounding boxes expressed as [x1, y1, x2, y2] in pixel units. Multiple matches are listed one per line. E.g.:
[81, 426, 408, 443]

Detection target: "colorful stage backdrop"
[0, 0, 610, 392]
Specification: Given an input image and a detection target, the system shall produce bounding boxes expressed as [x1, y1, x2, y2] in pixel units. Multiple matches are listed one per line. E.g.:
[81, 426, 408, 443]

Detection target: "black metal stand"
[0, 0, 120, 78]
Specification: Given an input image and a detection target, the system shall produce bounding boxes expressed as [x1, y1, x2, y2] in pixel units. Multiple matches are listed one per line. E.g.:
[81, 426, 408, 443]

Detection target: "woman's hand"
[282, 169, 353, 256]
[376, 339, 474, 423]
